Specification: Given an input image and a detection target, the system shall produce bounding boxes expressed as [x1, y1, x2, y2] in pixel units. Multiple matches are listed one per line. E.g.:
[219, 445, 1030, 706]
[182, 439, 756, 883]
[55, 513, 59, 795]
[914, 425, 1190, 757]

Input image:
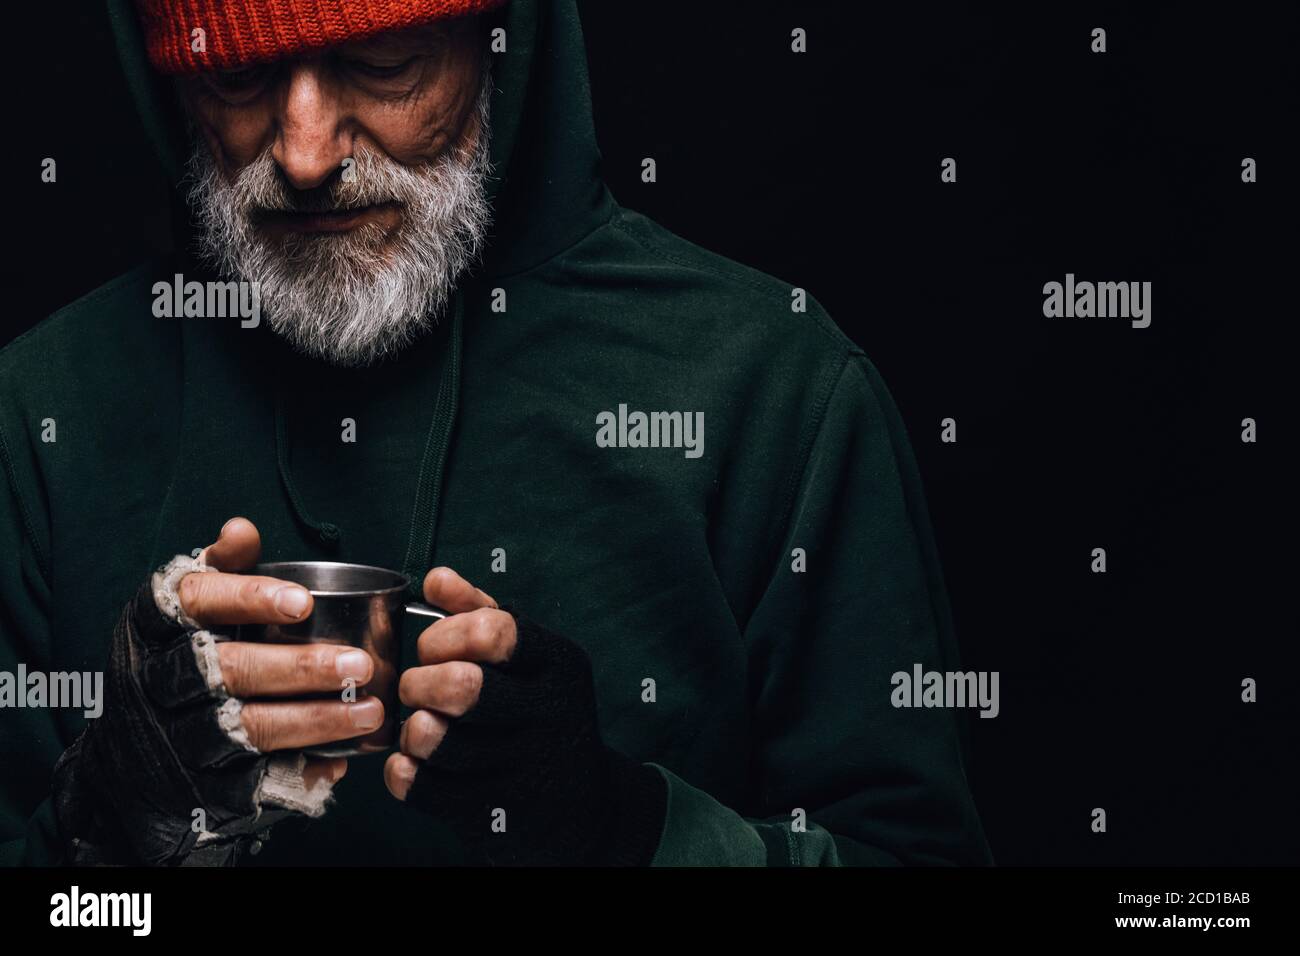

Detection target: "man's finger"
[301, 757, 349, 790]
[416, 607, 516, 665]
[398, 661, 483, 717]
[399, 708, 450, 760]
[421, 566, 497, 614]
[200, 517, 262, 572]
[179, 571, 313, 627]
[384, 752, 419, 801]
[217, 641, 374, 698]
[239, 697, 385, 752]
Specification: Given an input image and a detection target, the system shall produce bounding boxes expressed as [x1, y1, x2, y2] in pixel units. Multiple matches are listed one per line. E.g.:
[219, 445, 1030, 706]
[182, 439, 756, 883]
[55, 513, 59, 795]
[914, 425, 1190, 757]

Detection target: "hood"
[106, 0, 610, 277]
[104, 0, 614, 582]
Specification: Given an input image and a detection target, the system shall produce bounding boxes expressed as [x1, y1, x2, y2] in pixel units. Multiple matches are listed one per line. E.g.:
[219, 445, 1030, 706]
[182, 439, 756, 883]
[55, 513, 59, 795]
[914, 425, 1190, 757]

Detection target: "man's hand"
[50, 517, 381, 866]
[180, 518, 384, 753]
[384, 566, 508, 793]
[384, 568, 668, 866]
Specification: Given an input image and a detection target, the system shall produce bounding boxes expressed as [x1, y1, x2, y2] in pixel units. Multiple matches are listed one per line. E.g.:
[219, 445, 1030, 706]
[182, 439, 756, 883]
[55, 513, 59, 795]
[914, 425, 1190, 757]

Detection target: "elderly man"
[0, 0, 992, 866]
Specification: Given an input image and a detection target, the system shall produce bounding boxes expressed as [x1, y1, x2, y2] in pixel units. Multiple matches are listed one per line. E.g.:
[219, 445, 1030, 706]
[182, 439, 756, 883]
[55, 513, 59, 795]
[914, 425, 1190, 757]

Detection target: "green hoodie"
[0, 0, 992, 866]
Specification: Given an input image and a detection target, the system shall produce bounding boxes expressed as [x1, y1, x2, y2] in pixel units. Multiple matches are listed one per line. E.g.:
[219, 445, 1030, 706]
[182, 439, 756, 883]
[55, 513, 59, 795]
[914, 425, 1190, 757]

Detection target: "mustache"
[233, 147, 422, 216]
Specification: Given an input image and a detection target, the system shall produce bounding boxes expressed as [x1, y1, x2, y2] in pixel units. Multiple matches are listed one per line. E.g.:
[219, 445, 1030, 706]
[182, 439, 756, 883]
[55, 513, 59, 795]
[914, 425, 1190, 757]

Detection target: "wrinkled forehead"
[134, 0, 508, 75]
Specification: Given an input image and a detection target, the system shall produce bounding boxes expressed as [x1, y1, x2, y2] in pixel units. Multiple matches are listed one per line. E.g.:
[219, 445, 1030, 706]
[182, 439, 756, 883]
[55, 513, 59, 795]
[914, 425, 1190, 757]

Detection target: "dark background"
[10, 2, 1297, 864]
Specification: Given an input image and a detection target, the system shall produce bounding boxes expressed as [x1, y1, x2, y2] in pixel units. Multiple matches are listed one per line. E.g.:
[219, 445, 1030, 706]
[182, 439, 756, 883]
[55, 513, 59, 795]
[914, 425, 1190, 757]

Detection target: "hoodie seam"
[0, 263, 159, 362]
[612, 216, 780, 300]
[771, 352, 853, 585]
[609, 215, 865, 361]
[0, 420, 50, 584]
[740, 352, 851, 643]
[482, 203, 621, 282]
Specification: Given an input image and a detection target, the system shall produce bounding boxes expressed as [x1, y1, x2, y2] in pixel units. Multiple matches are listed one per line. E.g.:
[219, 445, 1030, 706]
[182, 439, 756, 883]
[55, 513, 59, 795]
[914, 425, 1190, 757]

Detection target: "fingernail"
[274, 586, 311, 618]
[349, 699, 383, 730]
[336, 650, 371, 681]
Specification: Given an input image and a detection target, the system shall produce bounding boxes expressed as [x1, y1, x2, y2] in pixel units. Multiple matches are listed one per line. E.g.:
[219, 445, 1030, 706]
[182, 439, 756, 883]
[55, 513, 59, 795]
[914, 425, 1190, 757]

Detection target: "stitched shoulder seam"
[610, 215, 864, 359]
[0, 263, 157, 361]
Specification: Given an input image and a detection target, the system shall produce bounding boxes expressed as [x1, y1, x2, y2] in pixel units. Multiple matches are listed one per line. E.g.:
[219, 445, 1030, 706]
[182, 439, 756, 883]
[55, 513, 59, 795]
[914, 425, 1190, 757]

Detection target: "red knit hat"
[134, 0, 509, 75]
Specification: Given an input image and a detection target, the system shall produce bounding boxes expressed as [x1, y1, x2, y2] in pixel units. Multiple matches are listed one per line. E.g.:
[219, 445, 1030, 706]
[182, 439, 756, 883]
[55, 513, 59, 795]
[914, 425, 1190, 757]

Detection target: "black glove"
[51, 568, 308, 866]
[406, 609, 668, 866]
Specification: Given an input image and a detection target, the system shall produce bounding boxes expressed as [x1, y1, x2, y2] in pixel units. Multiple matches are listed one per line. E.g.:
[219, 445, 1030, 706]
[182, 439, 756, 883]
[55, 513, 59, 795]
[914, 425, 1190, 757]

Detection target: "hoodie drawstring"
[272, 292, 466, 581]
[275, 392, 342, 548]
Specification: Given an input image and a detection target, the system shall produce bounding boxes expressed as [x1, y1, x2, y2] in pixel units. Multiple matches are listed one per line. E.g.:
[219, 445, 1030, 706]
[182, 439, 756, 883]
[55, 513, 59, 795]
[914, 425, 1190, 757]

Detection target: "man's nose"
[271, 63, 351, 191]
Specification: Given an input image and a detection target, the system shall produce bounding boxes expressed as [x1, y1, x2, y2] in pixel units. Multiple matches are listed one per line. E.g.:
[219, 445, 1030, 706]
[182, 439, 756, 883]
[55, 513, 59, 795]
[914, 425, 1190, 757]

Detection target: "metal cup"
[236, 561, 446, 758]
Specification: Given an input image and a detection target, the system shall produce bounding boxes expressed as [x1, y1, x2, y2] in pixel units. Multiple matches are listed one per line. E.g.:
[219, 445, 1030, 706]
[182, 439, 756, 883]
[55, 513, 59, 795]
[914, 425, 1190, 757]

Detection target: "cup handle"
[404, 602, 448, 622]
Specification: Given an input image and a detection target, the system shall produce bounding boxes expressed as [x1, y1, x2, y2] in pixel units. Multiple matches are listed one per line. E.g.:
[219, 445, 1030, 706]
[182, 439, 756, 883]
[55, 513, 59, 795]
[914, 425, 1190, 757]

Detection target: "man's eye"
[201, 64, 274, 98]
[344, 56, 422, 79]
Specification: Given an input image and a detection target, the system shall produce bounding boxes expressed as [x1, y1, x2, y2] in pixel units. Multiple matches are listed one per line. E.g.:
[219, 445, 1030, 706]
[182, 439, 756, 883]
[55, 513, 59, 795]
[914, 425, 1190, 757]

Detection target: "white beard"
[184, 78, 492, 367]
